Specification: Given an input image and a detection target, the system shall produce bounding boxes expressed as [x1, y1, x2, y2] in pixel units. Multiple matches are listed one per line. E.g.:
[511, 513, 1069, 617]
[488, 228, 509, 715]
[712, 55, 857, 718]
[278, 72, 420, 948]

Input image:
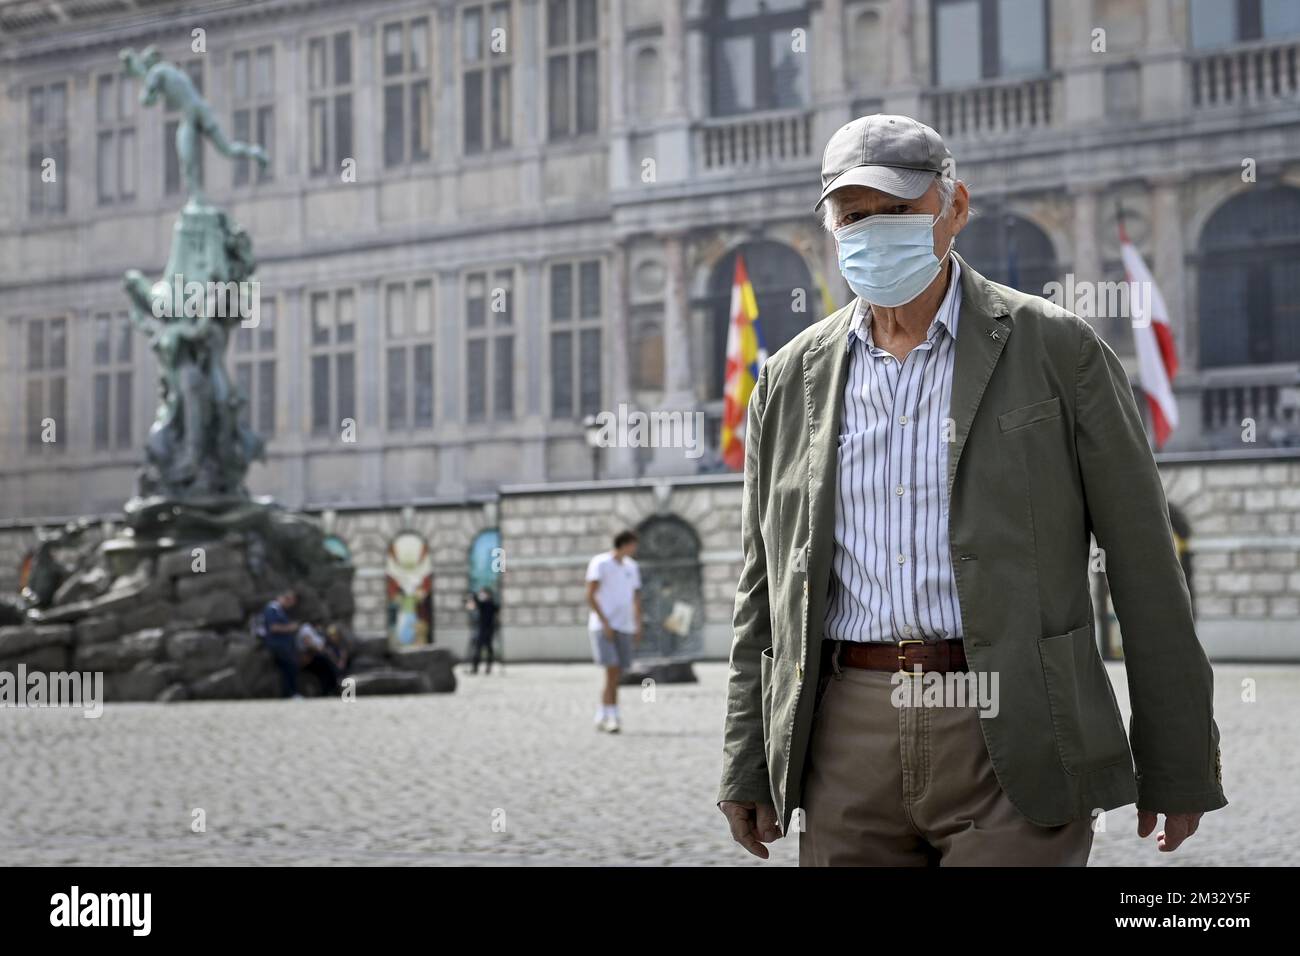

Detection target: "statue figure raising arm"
[120, 46, 269, 203]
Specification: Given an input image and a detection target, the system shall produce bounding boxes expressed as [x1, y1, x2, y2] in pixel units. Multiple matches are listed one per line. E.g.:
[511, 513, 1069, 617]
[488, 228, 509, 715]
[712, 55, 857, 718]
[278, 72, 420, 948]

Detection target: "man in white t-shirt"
[585, 529, 642, 733]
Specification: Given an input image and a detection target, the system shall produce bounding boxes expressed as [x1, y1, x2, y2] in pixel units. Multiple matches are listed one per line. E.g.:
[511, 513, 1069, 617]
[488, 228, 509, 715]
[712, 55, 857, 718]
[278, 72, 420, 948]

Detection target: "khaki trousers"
[798, 665, 1094, 866]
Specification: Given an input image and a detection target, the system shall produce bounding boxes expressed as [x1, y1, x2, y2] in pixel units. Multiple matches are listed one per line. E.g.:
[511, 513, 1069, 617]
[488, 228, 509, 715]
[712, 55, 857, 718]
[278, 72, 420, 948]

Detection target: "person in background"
[259, 589, 302, 699]
[322, 623, 352, 676]
[585, 530, 642, 733]
[465, 587, 500, 675]
[297, 621, 342, 695]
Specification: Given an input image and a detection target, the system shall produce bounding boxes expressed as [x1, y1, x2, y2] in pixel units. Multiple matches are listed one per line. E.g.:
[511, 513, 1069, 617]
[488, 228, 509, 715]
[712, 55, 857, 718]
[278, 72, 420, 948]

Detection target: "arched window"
[706, 240, 816, 398]
[386, 531, 433, 647]
[707, 0, 809, 116]
[1197, 186, 1300, 368]
[635, 515, 704, 658]
[954, 212, 1058, 299]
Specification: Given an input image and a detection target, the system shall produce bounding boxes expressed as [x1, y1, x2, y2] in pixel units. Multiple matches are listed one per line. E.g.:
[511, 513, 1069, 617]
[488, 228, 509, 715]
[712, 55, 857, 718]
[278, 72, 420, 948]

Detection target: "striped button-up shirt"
[824, 258, 965, 644]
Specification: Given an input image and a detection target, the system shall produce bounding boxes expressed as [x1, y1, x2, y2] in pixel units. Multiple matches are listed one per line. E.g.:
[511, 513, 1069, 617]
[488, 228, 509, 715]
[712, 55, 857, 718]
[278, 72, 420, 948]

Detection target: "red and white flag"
[1119, 221, 1179, 449]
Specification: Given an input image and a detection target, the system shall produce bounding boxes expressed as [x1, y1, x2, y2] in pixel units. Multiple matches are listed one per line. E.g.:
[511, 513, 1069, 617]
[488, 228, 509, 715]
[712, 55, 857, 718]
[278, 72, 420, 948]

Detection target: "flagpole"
[1115, 201, 1155, 450]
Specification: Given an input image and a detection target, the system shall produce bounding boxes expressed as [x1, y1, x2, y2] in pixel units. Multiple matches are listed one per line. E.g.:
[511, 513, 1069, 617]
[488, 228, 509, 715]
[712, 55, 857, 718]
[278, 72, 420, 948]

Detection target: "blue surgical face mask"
[834, 212, 954, 308]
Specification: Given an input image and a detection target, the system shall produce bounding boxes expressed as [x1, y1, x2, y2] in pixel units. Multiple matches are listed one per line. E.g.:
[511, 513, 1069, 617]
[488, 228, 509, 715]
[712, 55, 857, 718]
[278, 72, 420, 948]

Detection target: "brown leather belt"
[831, 638, 968, 674]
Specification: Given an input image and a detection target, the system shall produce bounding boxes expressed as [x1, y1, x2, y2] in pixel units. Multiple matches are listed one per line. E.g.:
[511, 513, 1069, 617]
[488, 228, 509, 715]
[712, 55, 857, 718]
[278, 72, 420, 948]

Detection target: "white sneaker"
[606, 716, 621, 734]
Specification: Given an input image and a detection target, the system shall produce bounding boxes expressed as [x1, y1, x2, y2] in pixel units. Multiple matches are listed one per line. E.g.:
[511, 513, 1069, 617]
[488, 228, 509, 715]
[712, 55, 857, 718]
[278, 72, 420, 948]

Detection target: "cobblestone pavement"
[0, 662, 1292, 866]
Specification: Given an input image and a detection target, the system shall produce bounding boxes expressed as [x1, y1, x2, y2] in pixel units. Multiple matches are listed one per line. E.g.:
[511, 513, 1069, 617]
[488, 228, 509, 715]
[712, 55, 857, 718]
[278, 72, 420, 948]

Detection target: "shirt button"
[903, 625, 913, 636]
[895, 484, 905, 496]
[898, 415, 908, 425]
[896, 554, 906, 565]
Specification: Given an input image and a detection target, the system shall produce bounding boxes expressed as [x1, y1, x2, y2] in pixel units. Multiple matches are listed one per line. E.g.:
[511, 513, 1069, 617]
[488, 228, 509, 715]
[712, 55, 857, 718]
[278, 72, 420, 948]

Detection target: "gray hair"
[819, 173, 968, 233]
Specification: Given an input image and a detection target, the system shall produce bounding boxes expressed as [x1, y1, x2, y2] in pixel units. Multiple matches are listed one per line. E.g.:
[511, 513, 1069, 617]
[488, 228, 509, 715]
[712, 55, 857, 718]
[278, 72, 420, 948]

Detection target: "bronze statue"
[120, 46, 268, 203]
[118, 46, 268, 501]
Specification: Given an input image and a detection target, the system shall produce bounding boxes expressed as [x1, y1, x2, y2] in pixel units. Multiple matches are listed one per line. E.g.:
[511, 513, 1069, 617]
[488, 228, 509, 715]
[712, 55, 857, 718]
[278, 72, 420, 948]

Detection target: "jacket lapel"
[802, 303, 855, 607]
[947, 252, 1011, 499]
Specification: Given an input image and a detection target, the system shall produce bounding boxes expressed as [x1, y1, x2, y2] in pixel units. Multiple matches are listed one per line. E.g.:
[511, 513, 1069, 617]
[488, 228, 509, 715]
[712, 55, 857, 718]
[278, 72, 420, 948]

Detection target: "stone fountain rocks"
[4, 499, 455, 702]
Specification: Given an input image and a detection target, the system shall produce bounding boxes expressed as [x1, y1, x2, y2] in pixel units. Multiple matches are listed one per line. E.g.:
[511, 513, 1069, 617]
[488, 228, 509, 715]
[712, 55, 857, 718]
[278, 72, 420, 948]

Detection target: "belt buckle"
[897, 638, 924, 677]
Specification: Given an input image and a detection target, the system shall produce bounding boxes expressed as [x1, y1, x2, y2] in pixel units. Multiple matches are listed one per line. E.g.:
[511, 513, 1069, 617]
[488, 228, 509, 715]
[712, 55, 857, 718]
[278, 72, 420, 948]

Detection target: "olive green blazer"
[718, 252, 1227, 829]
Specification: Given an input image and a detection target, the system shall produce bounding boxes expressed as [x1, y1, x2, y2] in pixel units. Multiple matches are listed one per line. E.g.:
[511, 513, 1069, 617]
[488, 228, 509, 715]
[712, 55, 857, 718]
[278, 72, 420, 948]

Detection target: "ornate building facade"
[1, 0, 1297, 657]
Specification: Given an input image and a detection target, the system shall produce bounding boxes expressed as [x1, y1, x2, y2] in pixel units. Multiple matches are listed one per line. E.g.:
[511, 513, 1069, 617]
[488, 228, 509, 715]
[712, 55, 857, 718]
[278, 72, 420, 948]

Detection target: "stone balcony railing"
[1190, 37, 1300, 109]
[923, 73, 1059, 139]
[1197, 371, 1300, 448]
[693, 108, 815, 174]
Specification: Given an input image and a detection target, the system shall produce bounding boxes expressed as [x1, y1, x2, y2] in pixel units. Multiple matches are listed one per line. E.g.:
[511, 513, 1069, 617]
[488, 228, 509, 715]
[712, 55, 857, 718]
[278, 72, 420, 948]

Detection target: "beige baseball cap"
[814, 114, 952, 211]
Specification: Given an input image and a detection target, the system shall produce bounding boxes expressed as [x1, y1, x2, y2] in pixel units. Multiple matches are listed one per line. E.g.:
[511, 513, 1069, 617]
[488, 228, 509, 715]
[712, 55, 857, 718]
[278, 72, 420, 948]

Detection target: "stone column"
[1149, 178, 1190, 368]
[646, 231, 695, 477]
[519, 258, 547, 483]
[1060, 0, 1104, 127]
[605, 241, 636, 478]
[67, 70, 93, 219]
[435, 268, 464, 496]
[608, 0, 632, 191]
[357, 277, 383, 501]
[662, 0, 686, 119]
[886, 0, 915, 85]
[206, 50, 229, 197]
[1141, 0, 1188, 119]
[1070, 185, 1102, 295]
[280, 285, 307, 508]
[3, 319, 14, 463]
[434, 2, 459, 222]
[355, 21, 379, 230]
[517, 0, 543, 202]
[812, 0, 847, 148]
[607, 0, 627, 128]
[282, 34, 303, 188]
[816, 0, 846, 98]
[521, 258, 545, 418]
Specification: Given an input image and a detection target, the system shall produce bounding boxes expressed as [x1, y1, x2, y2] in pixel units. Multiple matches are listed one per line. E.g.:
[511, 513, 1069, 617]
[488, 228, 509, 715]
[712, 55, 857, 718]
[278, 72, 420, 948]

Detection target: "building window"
[1191, 0, 1300, 48]
[164, 59, 205, 194]
[707, 0, 809, 116]
[382, 17, 433, 167]
[308, 31, 354, 177]
[549, 259, 603, 418]
[385, 279, 436, 430]
[231, 45, 274, 186]
[463, 1, 513, 154]
[932, 0, 1048, 87]
[91, 311, 133, 451]
[26, 317, 68, 451]
[546, 0, 599, 140]
[233, 297, 277, 436]
[1198, 186, 1300, 367]
[465, 269, 515, 422]
[28, 81, 68, 217]
[309, 289, 357, 435]
[96, 74, 136, 205]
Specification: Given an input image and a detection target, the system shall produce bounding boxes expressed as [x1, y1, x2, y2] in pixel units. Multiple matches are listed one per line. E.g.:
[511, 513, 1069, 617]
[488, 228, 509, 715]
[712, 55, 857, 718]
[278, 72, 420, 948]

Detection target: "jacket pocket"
[1037, 623, 1132, 774]
[998, 396, 1061, 432]
[760, 646, 775, 745]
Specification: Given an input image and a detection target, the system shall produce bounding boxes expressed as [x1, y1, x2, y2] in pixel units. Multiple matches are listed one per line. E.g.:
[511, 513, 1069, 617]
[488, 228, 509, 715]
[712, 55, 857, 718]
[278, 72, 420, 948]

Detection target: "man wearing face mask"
[717, 114, 1226, 865]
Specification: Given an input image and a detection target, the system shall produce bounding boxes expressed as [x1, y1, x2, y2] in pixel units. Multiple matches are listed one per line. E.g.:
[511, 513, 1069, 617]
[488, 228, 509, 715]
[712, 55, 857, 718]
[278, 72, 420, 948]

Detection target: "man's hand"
[601, 622, 614, 641]
[719, 801, 782, 859]
[633, 626, 643, 646]
[1137, 809, 1202, 852]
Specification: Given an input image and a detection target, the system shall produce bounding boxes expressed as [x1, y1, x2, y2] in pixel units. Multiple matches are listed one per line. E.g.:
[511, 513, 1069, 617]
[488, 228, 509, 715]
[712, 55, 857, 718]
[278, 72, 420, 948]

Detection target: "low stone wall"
[1162, 456, 1300, 660]
[1, 454, 1296, 663]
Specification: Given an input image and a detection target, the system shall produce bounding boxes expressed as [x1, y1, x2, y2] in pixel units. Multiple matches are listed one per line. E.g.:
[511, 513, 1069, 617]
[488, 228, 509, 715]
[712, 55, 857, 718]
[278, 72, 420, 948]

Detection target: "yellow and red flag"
[721, 254, 768, 471]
